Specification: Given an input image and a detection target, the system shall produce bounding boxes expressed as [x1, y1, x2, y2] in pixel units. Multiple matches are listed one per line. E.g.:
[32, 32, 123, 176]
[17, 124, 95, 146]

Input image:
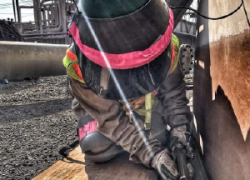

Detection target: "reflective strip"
[79, 120, 98, 141]
[63, 50, 85, 83]
[72, 63, 84, 80]
[66, 49, 77, 61]
[68, 9, 174, 69]
[168, 34, 180, 74]
[130, 92, 158, 131]
[144, 93, 154, 130]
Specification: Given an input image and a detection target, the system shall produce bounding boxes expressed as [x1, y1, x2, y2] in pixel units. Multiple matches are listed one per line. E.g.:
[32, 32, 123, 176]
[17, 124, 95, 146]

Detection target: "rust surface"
[194, 8, 250, 178]
[210, 30, 250, 139]
[205, 87, 250, 180]
[33, 146, 158, 180]
[194, 0, 250, 178]
[206, 31, 250, 180]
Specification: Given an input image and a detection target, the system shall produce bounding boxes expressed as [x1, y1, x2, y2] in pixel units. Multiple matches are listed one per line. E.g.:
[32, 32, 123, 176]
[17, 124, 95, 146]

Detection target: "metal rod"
[15, 0, 21, 23]
[33, 0, 39, 32]
[21, 32, 68, 37]
[19, 6, 34, 9]
[38, 0, 43, 34]
[0, 41, 68, 80]
[12, 0, 17, 22]
[24, 35, 68, 41]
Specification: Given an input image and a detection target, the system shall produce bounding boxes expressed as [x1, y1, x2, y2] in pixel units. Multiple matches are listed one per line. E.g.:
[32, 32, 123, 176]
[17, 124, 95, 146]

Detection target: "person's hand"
[151, 149, 179, 180]
[170, 125, 193, 154]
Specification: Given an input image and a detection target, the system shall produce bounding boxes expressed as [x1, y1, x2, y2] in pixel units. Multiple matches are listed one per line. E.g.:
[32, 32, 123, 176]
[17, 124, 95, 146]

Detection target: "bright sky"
[191, 0, 198, 10]
[0, 0, 34, 22]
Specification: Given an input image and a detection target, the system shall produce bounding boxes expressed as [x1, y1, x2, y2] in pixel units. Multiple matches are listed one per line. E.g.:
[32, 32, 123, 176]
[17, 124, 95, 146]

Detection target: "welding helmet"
[69, 0, 174, 100]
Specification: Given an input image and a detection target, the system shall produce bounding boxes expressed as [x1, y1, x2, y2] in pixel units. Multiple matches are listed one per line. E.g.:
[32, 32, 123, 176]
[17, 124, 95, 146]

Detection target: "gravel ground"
[0, 76, 78, 180]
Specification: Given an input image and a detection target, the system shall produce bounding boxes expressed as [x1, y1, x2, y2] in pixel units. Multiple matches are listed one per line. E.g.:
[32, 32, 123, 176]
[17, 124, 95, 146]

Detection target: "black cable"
[169, 0, 250, 28]
[242, 0, 250, 27]
[169, 2, 243, 20]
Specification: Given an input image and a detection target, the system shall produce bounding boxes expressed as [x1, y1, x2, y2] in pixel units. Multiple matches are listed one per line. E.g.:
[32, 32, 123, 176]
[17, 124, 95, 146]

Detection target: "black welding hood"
[68, 0, 174, 100]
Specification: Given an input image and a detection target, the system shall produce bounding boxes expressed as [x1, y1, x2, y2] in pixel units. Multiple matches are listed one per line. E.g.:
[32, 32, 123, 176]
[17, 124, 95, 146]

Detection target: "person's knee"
[78, 115, 123, 163]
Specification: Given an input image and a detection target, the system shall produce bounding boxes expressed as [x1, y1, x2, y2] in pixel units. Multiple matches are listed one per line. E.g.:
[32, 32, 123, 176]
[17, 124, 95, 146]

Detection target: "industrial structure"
[195, 0, 250, 179]
[1, 0, 196, 44]
[11, 0, 75, 44]
[0, 0, 249, 180]
[0, 0, 196, 80]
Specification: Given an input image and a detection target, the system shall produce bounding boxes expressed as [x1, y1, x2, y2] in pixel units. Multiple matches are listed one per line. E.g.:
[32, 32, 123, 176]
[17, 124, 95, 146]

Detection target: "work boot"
[152, 149, 179, 180]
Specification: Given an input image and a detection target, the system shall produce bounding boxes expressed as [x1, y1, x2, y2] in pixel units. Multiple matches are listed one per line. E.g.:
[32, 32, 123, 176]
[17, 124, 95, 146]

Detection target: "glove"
[151, 149, 179, 180]
[170, 125, 193, 154]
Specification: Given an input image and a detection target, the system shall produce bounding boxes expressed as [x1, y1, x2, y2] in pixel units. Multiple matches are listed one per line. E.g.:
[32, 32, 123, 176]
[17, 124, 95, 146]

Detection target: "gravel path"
[0, 76, 78, 180]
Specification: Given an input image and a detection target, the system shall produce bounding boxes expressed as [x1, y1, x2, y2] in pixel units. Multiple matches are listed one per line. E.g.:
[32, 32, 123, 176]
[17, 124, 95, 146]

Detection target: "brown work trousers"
[68, 77, 161, 167]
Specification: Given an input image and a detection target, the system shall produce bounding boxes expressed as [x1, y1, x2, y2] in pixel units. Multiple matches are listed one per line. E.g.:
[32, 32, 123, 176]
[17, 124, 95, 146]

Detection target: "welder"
[63, 0, 193, 179]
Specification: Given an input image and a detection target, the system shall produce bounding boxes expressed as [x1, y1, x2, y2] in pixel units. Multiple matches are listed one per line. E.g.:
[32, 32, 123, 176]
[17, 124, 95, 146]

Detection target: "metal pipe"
[21, 32, 68, 37]
[24, 35, 68, 41]
[42, 7, 47, 27]
[33, 0, 39, 32]
[15, 0, 21, 23]
[0, 41, 68, 80]
[38, 0, 43, 34]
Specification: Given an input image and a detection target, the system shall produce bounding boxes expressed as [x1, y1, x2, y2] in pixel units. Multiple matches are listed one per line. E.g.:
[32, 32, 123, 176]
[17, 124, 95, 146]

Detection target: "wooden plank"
[33, 146, 158, 180]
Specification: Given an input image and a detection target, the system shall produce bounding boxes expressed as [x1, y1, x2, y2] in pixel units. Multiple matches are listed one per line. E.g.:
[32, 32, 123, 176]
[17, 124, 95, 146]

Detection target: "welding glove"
[170, 125, 193, 154]
[151, 149, 179, 180]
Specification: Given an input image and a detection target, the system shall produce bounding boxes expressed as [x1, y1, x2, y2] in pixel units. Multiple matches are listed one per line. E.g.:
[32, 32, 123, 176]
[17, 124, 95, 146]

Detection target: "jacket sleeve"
[157, 61, 192, 129]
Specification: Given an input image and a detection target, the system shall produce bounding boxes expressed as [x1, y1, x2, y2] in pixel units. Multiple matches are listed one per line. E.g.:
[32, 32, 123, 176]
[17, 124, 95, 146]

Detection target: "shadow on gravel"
[61, 156, 86, 165]
[0, 98, 72, 123]
[58, 141, 86, 165]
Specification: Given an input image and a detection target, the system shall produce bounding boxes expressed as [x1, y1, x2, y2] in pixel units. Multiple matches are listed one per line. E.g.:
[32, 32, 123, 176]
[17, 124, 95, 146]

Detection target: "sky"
[191, 0, 198, 10]
[0, 0, 34, 22]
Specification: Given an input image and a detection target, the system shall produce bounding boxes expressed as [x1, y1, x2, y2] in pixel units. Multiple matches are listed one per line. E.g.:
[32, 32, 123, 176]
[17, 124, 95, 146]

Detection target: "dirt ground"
[0, 76, 78, 180]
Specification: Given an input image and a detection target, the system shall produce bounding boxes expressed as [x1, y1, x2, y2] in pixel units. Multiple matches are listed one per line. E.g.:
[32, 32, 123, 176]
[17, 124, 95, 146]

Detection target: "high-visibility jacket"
[63, 49, 85, 83]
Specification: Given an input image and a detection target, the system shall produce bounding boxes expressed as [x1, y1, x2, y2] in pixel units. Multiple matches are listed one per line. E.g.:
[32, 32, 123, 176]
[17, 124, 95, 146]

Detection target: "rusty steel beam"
[0, 41, 68, 80]
[194, 0, 250, 179]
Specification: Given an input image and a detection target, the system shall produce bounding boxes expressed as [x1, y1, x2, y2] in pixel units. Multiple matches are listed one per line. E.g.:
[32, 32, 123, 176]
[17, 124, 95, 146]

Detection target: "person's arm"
[158, 60, 191, 128]
[157, 60, 193, 152]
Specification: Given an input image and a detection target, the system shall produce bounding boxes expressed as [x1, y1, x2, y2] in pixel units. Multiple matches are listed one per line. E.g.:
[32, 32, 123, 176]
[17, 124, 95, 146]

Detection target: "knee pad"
[78, 115, 122, 163]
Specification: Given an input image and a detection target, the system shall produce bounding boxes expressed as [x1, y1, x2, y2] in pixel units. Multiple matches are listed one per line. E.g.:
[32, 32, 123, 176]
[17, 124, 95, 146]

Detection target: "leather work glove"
[170, 125, 193, 155]
[169, 125, 195, 180]
[151, 149, 179, 180]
